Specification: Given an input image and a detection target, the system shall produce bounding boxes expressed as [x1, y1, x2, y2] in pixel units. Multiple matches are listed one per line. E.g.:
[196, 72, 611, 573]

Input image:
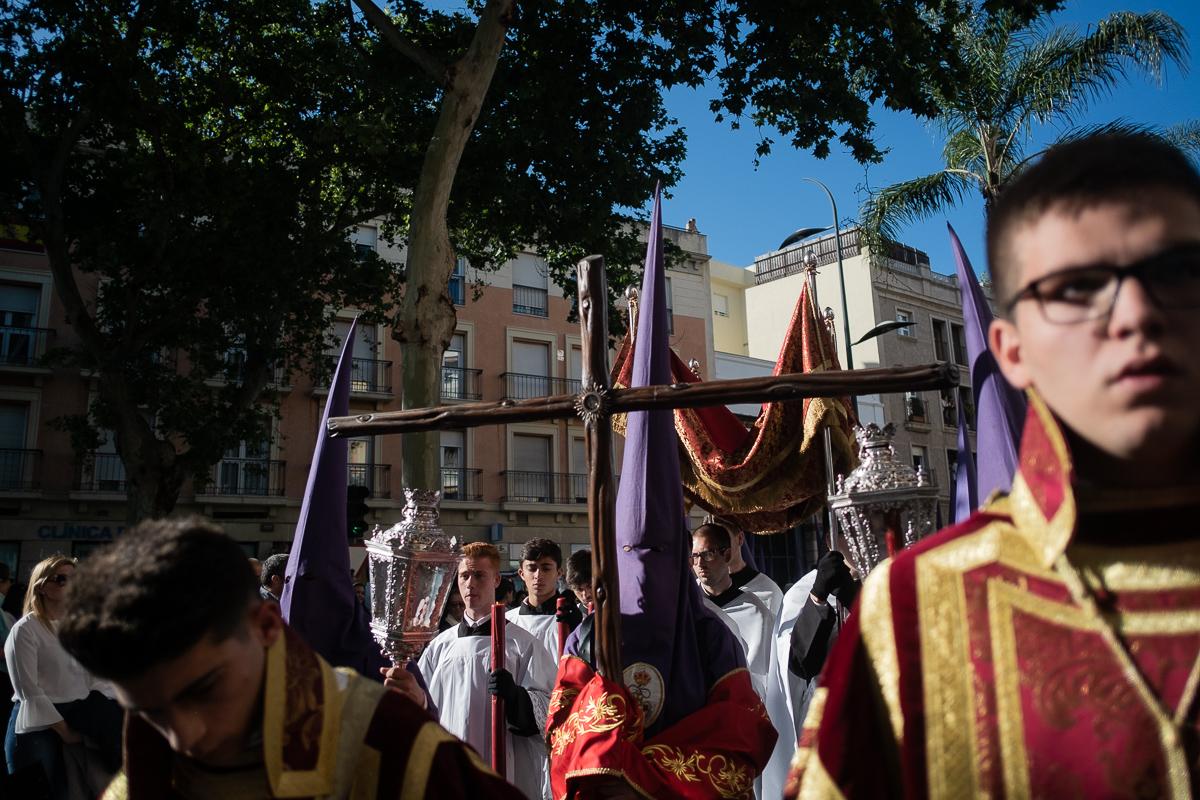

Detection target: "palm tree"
[859, 9, 1192, 263]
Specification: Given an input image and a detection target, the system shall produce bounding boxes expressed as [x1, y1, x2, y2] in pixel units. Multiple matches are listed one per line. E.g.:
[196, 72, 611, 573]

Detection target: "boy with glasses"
[790, 132, 1200, 798]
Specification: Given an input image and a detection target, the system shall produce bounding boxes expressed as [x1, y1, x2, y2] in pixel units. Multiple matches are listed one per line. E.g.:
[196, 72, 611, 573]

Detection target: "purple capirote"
[281, 318, 389, 680]
[948, 224, 1026, 522]
[565, 187, 745, 737]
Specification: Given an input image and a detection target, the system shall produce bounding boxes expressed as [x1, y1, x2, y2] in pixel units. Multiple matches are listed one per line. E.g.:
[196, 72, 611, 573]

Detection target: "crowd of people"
[0, 129, 1197, 798]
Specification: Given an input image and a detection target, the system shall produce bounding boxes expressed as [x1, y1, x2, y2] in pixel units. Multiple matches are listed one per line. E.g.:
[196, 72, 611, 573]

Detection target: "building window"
[931, 318, 949, 362]
[0, 402, 33, 490]
[441, 332, 480, 400]
[941, 387, 958, 428]
[911, 444, 928, 483]
[713, 293, 729, 317]
[0, 283, 42, 367]
[567, 345, 582, 392]
[508, 340, 551, 398]
[351, 225, 377, 260]
[449, 257, 466, 306]
[950, 323, 968, 366]
[895, 308, 914, 337]
[513, 257, 549, 317]
[510, 433, 553, 502]
[905, 391, 926, 422]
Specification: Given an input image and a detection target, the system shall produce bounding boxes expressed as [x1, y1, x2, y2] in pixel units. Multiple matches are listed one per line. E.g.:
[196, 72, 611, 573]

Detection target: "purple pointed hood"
[281, 318, 387, 677]
[948, 224, 1026, 518]
[613, 188, 744, 736]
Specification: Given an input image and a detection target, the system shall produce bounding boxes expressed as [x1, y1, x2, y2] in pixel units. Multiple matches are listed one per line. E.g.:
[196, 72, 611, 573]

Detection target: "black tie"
[457, 618, 492, 638]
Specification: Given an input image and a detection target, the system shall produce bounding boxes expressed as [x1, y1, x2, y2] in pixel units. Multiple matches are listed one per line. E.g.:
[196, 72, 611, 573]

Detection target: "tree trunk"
[391, 0, 514, 490]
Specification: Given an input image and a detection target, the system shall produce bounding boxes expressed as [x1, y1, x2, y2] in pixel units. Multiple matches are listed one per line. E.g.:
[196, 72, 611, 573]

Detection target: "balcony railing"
[441, 467, 483, 501]
[0, 449, 41, 491]
[441, 366, 483, 401]
[501, 372, 581, 400]
[512, 284, 548, 317]
[76, 452, 127, 493]
[199, 458, 285, 497]
[317, 357, 393, 394]
[0, 326, 52, 367]
[349, 463, 391, 498]
[503, 470, 587, 504]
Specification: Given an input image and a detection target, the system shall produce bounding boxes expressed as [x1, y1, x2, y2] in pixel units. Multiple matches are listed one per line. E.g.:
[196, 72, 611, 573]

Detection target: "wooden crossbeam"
[329, 254, 959, 682]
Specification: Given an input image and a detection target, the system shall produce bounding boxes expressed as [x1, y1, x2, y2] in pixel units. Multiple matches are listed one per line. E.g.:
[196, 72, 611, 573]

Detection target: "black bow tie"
[518, 595, 559, 616]
[457, 618, 492, 638]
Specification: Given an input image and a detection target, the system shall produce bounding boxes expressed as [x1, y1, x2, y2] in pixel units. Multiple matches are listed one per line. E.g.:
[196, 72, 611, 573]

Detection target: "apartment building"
[0, 222, 716, 578]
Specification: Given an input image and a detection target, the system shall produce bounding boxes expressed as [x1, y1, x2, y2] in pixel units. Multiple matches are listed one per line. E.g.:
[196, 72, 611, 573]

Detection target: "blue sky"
[661, 0, 1200, 275]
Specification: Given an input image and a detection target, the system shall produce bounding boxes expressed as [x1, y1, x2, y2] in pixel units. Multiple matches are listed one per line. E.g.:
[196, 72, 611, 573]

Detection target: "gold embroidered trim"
[1069, 543, 1200, 591]
[262, 634, 343, 798]
[916, 531, 995, 800]
[795, 744, 847, 800]
[641, 744, 752, 798]
[349, 746, 379, 800]
[858, 560, 903, 747]
[986, 579, 1045, 798]
[548, 686, 581, 716]
[549, 691, 630, 757]
[558, 767, 656, 800]
[400, 722, 458, 799]
[101, 772, 128, 800]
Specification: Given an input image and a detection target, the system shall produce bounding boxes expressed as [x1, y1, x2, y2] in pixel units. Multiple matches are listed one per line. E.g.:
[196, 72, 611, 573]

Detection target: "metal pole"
[803, 177, 859, 420]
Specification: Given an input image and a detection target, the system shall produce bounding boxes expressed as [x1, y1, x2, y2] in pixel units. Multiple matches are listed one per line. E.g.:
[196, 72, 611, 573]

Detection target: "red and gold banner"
[612, 280, 857, 533]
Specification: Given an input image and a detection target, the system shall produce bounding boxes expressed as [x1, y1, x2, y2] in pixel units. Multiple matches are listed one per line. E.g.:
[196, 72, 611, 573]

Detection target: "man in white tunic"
[505, 538, 581, 663]
[760, 550, 856, 799]
[690, 523, 773, 697]
[727, 527, 784, 620]
[418, 542, 556, 800]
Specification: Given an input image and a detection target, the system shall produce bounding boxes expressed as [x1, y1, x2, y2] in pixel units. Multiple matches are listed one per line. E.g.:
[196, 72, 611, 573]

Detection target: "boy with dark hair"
[565, 548, 592, 608]
[792, 131, 1200, 796]
[506, 537, 581, 660]
[58, 518, 524, 799]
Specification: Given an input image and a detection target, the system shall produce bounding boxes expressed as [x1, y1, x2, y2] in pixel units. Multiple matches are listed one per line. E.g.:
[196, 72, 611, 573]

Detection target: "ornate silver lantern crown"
[365, 489, 460, 664]
[828, 423, 939, 577]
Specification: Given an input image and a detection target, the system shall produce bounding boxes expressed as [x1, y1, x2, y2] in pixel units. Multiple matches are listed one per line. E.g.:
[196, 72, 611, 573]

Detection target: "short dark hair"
[261, 553, 289, 587]
[59, 517, 259, 681]
[566, 549, 591, 589]
[520, 537, 562, 567]
[987, 132, 1200, 308]
[693, 522, 731, 550]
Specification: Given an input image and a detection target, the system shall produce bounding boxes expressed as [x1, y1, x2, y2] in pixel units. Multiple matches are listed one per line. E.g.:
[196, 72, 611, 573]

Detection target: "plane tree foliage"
[0, 0, 1060, 516]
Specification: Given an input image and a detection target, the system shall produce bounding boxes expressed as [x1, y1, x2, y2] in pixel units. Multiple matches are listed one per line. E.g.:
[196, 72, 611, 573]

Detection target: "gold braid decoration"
[641, 745, 753, 799]
[549, 692, 630, 757]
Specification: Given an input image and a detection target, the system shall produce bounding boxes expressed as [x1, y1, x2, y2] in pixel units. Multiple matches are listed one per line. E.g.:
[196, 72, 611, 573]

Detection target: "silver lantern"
[828, 423, 939, 577]
[366, 489, 461, 664]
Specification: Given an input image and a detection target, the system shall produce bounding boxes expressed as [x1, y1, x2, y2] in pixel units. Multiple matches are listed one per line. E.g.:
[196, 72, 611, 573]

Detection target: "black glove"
[488, 668, 518, 703]
[811, 551, 849, 599]
[555, 596, 583, 630]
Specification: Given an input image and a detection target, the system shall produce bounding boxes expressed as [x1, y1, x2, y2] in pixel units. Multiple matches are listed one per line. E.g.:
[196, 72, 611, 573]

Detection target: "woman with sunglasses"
[3, 555, 122, 798]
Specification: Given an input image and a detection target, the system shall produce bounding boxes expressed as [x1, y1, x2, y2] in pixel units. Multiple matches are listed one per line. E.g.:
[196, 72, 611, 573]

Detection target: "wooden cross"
[329, 255, 958, 681]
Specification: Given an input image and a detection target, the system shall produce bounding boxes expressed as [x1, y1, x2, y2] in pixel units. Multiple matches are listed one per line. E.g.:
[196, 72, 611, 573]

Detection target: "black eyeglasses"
[46, 574, 70, 586]
[1005, 243, 1200, 324]
[689, 547, 729, 564]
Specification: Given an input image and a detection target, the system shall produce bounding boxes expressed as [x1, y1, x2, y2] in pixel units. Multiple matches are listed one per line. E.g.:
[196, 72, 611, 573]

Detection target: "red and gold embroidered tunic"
[547, 656, 776, 799]
[790, 394, 1200, 799]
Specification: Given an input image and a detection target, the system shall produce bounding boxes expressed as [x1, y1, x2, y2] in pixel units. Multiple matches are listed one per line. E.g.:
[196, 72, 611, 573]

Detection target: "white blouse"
[4, 614, 109, 733]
